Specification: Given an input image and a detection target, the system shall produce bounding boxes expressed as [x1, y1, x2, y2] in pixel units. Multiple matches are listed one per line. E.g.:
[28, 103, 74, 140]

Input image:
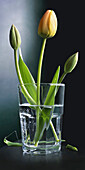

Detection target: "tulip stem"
[34, 38, 46, 144]
[14, 50, 23, 84]
[37, 38, 46, 101]
[50, 121, 59, 142]
[58, 72, 66, 83]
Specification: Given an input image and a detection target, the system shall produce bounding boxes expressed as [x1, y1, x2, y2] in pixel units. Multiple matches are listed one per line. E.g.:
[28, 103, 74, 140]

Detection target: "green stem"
[4, 138, 65, 147]
[66, 144, 78, 151]
[58, 72, 66, 83]
[19, 47, 23, 60]
[37, 38, 47, 103]
[14, 49, 36, 105]
[4, 138, 22, 147]
[34, 39, 46, 146]
[50, 121, 59, 142]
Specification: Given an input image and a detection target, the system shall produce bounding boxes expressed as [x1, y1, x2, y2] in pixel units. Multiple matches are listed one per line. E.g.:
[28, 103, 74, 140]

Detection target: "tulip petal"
[38, 10, 58, 38]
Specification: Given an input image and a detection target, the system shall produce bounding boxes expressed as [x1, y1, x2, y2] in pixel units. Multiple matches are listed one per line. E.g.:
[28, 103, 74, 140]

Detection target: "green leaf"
[34, 116, 46, 145]
[34, 107, 53, 145]
[19, 54, 37, 103]
[34, 66, 60, 145]
[44, 66, 60, 105]
[43, 66, 60, 128]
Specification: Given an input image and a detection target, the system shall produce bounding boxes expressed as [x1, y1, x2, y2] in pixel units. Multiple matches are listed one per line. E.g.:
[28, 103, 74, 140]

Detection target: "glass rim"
[18, 82, 65, 87]
[19, 103, 64, 107]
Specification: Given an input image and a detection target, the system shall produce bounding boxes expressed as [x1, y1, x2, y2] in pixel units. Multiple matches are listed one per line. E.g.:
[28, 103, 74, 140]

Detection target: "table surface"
[0, 145, 85, 170]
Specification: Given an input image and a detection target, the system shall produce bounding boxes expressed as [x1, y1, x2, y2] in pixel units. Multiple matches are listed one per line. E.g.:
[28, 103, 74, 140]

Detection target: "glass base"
[19, 103, 63, 155]
[22, 141, 61, 155]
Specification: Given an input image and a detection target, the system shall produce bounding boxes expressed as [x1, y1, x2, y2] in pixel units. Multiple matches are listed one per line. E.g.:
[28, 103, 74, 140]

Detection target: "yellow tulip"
[38, 10, 58, 38]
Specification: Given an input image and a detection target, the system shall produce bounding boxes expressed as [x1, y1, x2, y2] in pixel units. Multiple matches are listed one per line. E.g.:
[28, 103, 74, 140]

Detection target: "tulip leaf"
[34, 107, 53, 144]
[43, 66, 60, 128]
[34, 66, 60, 144]
[44, 66, 60, 106]
[19, 54, 37, 103]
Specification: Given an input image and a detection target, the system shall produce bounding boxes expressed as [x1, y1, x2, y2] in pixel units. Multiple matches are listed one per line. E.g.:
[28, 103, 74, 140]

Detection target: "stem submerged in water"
[50, 121, 59, 142]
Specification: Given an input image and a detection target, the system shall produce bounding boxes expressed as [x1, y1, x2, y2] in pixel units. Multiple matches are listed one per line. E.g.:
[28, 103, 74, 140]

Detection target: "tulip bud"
[9, 24, 21, 50]
[38, 10, 58, 38]
[64, 52, 79, 73]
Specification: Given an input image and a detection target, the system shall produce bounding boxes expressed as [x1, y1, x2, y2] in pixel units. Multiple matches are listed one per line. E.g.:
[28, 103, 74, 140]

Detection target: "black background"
[39, 0, 84, 151]
[0, 0, 85, 169]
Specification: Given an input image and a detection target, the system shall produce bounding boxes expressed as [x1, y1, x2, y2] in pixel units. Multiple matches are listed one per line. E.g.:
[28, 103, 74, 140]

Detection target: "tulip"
[64, 52, 79, 73]
[36, 10, 58, 145]
[9, 24, 21, 50]
[38, 10, 58, 38]
[58, 52, 79, 84]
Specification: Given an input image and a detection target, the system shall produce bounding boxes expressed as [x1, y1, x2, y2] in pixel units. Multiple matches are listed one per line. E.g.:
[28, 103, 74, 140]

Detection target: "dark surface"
[0, 145, 85, 170]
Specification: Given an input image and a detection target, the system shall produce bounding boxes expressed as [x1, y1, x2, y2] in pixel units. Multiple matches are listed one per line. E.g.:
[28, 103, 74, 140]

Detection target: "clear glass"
[18, 83, 65, 155]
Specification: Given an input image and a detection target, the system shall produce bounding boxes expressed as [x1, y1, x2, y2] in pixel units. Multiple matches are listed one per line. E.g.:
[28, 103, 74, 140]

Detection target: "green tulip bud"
[64, 52, 79, 73]
[38, 10, 58, 38]
[9, 24, 21, 50]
